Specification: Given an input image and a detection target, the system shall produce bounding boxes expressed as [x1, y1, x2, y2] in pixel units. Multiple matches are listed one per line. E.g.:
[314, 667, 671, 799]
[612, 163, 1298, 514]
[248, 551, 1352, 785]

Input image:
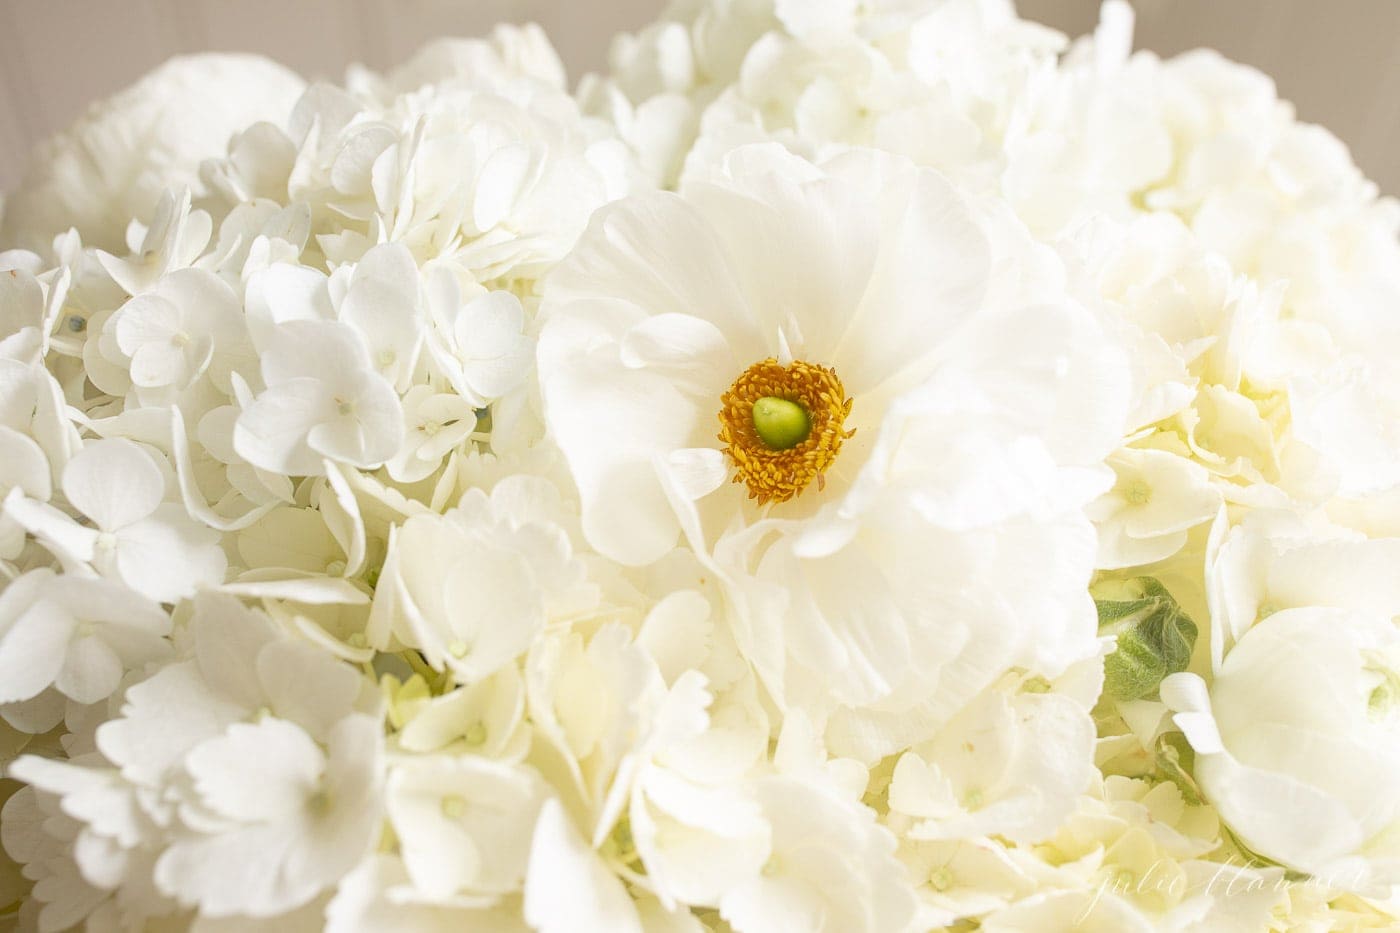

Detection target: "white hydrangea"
[0, 568, 170, 708]
[4, 1, 1400, 929]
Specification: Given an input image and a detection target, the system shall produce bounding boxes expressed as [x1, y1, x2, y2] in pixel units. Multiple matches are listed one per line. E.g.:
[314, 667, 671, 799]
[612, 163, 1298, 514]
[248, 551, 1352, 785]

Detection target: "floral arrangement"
[3, 0, 1400, 929]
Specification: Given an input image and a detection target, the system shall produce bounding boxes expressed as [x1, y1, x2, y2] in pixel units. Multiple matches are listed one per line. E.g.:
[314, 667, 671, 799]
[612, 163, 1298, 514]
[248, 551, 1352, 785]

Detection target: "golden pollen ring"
[716, 358, 854, 505]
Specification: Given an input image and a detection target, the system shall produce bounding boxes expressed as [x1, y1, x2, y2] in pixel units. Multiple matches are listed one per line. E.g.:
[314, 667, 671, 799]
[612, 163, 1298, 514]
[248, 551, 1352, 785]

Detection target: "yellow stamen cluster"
[717, 358, 854, 504]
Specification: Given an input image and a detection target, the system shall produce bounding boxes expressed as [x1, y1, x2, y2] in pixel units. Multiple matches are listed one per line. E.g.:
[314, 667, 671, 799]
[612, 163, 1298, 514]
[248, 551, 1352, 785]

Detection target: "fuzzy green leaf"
[1098, 577, 1198, 701]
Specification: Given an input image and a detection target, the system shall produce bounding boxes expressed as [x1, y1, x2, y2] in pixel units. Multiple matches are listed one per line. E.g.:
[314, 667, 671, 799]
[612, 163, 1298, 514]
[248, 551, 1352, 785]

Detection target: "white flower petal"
[235, 377, 335, 476]
[0, 578, 73, 704]
[114, 507, 227, 602]
[524, 799, 642, 933]
[546, 192, 762, 351]
[473, 144, 531, 232]
[54, 635, 124, 705]
[455, 290, 533, 400]
[186, 717, 325, 821]
[539, 331, 702, 566]
[0, 425, 52, 500]
[62, 438, 164, 531]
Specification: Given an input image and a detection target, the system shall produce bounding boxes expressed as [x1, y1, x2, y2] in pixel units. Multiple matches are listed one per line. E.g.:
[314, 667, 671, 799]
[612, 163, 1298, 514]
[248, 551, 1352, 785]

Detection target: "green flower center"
[752, 397, 811, 450]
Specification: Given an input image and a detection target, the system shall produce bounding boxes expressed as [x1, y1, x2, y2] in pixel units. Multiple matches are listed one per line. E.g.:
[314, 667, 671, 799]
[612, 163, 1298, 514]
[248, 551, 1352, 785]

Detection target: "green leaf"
[1095, 596, 1157, 626]
[1153, 731, 1203, 805]
[1097, 576, 1198, 701]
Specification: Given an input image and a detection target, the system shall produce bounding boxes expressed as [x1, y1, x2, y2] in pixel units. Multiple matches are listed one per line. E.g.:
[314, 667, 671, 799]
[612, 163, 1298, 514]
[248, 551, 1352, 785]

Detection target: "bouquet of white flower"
[4, 0, 1400, 929]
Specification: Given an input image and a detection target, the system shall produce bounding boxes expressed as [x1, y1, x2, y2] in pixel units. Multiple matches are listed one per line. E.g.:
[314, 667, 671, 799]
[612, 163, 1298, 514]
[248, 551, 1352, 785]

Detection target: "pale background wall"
[2, 0, 1398, 194]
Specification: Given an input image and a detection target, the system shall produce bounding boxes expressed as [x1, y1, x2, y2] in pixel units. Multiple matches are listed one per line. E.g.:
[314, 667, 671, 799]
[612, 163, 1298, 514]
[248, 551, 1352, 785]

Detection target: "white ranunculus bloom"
[541, 143, 1126, 748]
[1163, 607, 1400, 890]
[1, 54, 305, 255]
[541, 143, 1126, 561]
[1205, 520, 1400, 670]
